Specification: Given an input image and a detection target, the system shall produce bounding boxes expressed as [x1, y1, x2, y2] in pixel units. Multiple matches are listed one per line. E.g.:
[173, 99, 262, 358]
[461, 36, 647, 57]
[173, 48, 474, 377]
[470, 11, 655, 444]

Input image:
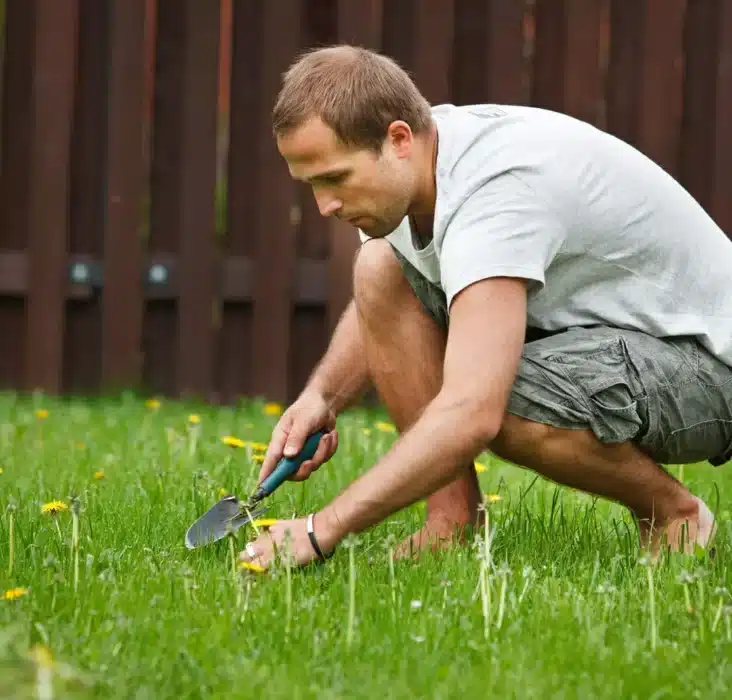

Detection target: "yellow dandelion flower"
[362, 428, 371, 436]
[474, 461, 487, 473]
[3, 587, 28, 601]
[93, 470, 105, 480]
[375, 421, 396, 433]
[218, 487, 228, 498]
[238, 561, 266, 574]
[0, 467, 3, 474]
[484, 493, 502, 503]
[34, 408, 49, 420]
[41, 501, 68, 515]
[251, 518, 279, 528]
[248, 441, 268, 452]
[251, 453, 265, 464]
[263, 402, 282, 416]
[145, 398, 161, 410]
[221, 435, 245, 448]
[188, 414, 201, 424]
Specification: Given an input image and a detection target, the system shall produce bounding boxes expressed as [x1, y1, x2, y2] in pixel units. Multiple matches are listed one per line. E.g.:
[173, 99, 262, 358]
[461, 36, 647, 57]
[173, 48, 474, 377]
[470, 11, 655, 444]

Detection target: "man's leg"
[489, 415, 715, 555]
[353, 239, 482, 556]
[489, 326, 727, 555]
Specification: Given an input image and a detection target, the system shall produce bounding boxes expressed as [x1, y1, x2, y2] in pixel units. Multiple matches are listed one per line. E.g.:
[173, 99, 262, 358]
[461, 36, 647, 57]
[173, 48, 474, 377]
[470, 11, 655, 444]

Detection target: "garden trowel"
[184, 429, 326, 549]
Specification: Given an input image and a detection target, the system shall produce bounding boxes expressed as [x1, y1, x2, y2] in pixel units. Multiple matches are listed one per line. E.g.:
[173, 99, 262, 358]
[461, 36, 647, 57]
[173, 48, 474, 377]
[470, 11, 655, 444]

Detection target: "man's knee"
[353, 239, 408, 314]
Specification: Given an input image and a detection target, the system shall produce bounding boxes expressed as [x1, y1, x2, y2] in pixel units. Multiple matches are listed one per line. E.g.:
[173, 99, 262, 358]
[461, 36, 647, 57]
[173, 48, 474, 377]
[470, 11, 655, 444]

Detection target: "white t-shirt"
[358, 104, 732, 367]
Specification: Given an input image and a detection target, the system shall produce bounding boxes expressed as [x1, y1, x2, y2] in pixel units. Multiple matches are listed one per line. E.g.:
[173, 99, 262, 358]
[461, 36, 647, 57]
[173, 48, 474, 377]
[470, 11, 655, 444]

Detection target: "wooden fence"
[0, 0, 730, 405]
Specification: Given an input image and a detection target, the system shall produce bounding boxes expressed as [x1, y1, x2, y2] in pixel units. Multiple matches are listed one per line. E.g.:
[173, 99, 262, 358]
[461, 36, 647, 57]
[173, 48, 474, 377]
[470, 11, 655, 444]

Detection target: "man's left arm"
[315, 275, 529, 548]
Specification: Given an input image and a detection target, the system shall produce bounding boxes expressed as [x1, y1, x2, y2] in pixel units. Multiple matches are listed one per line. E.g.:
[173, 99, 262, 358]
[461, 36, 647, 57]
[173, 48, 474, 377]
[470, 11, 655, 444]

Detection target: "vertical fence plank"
[174, 0, 220, 400]
[607, 0, 686, 176]
[532, 0, 604, 125]
[65, 0, 106, 394]
[101, 0, 148, 391]
[0, 1, 35, 388]
[249, 0, 302, 403]
[452, 0, 528, 105]
[147, 0, 220, 399]
[24, 0, 79, 393]
[218, 0, 261, 403]
[384, 0, 455, 105]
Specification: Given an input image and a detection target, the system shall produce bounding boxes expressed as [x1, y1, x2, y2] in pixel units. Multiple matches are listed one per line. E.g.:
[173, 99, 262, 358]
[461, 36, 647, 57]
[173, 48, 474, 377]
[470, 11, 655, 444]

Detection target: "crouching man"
[240, 45, 731, 570]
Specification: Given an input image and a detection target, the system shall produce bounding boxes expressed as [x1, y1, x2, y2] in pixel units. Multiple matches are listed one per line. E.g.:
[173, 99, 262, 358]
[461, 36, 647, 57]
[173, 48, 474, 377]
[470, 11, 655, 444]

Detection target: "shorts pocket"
[585, 379, 647, 444]
[656, 419, 732, 465]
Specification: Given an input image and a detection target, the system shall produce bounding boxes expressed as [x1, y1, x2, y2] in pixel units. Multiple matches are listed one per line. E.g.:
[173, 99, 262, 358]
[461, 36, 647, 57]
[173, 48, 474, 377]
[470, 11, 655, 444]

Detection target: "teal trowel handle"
[252, 429, 327, 501]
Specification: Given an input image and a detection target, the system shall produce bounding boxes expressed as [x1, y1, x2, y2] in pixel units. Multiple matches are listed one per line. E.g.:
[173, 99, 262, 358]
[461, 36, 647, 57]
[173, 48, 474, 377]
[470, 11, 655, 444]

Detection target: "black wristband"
[306, 513, 334, 561]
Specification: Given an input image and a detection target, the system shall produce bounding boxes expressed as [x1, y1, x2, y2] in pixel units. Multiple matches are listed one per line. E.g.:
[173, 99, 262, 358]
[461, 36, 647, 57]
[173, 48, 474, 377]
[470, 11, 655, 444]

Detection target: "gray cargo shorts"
[393, 246, 732, 466]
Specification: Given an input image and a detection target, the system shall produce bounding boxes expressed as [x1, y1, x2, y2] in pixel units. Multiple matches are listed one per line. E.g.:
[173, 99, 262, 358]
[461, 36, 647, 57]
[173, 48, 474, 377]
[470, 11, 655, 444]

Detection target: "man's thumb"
[283, 432, 304, 457]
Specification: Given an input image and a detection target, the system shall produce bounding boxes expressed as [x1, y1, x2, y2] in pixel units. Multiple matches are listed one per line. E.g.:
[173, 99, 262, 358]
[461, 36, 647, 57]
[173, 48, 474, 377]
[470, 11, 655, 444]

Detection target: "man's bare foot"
[394, 511, 484, 559]
[637, 495, 717, 558]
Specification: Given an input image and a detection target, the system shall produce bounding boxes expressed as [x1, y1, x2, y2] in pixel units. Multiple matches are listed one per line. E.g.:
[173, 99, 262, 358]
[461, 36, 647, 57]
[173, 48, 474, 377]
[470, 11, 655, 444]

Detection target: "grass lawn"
[0, 391, 730, 699]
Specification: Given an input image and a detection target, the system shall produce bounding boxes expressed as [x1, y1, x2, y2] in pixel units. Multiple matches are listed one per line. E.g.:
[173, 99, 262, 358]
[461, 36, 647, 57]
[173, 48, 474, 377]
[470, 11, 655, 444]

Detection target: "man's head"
[272, 45, 435, 238]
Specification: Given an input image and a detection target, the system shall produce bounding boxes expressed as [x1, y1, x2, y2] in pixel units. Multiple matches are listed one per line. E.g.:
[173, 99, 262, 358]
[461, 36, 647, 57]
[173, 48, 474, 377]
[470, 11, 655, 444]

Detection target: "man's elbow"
[435, 392, 504, 453]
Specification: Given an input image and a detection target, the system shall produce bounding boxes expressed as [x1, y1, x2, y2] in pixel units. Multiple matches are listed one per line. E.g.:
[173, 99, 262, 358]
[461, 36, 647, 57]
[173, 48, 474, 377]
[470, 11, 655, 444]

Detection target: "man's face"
[277, 116, 417, 238]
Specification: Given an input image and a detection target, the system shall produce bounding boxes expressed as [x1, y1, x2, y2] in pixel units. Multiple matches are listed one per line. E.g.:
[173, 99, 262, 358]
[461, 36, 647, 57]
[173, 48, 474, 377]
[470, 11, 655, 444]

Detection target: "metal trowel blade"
[184, 495, 268, 550]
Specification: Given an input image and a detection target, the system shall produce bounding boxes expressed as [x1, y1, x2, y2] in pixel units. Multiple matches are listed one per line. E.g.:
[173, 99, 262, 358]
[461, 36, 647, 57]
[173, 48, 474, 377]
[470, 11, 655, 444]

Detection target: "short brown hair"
[272, 44, 433, 152]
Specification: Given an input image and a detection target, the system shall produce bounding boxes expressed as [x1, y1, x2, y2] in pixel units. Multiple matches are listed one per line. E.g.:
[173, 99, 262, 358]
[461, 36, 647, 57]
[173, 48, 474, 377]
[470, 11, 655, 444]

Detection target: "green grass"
[0, 391, 731, 699]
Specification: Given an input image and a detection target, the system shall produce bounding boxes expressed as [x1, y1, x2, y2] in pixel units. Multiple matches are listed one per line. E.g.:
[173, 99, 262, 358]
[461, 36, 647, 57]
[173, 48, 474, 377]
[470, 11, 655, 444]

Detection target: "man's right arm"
[304, 299, 370, 413]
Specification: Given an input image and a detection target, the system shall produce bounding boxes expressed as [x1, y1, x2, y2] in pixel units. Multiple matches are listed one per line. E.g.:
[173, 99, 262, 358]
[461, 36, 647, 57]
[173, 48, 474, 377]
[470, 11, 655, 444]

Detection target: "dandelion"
[188, 414, 201, 424]
[2, 587, 28, 601]
[0, 467, 3, 474]
[238, 561, 265, 574]
[93, 470, 105, 480]
[218, 487, 228, 498]
[145, 398, 161, 410]
[263, 402, 282, 416]
[35, 408, 49, 419]
[375, 421, 396, 433]
[251, 453, 265, 464]
[41, 501, 68, 516]
[362, 428, 371, 436]
[222, 435, 245, 448]
[251, 518, 279, 528]
[249, 441, 268, 452]
[484, 493, 502, 503]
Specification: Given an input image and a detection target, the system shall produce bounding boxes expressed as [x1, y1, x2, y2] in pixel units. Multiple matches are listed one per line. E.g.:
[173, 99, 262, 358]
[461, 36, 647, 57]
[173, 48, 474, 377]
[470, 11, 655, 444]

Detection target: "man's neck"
[408, 121, 439, 247]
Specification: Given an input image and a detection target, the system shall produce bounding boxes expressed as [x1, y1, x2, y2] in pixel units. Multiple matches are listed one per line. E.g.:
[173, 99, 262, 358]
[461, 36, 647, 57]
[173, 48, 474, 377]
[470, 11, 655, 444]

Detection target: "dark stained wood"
[248, 0, 302, 403]
[452, 0, 527, 105]
[24, 0, 79, 393]
[532, 0, 604, 125]
[0, 1, 35, 388]
[172, 0, 220, 400]
[101, 0, 148, 391]
[607, 0, 686, 176]
[65, 0, 107, 394]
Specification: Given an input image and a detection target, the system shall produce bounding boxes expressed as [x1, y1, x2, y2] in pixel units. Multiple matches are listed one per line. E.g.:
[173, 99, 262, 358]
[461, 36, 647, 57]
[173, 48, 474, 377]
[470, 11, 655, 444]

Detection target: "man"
[240, 44, 731, 571]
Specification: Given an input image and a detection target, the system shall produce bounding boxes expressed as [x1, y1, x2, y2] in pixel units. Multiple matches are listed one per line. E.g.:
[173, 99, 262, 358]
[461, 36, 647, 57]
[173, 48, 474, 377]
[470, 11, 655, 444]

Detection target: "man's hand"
[239, 514, 338, 570]
[258, 390, 339, 484]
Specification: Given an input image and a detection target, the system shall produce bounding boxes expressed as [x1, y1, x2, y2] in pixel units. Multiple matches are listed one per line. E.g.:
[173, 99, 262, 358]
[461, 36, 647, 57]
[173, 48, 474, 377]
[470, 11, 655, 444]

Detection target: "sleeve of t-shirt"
[439, 172, 567, 310]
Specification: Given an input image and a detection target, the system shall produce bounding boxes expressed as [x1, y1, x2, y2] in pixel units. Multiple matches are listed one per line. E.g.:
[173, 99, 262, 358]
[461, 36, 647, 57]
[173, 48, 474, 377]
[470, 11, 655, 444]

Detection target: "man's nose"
[315, 192, 342, 217]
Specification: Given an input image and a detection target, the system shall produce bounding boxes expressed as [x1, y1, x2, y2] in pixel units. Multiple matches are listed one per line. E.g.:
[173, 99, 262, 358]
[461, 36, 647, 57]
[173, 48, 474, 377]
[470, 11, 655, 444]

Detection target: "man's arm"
[316, 276, 528, 548]
[305, 299, 371, 414]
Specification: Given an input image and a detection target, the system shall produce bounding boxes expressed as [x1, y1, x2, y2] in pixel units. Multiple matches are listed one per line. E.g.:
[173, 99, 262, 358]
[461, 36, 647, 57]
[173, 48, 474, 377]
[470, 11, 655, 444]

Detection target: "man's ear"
[386, 121, 414, 158]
